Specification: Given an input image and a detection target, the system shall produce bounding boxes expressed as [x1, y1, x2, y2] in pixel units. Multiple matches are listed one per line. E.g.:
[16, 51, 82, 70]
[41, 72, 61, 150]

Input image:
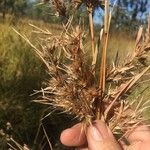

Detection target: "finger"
[138, 141, 150, 150]
[125, 125, 150, 150]
[76, 144, 88, 150]
[125, 140, 150, 150]
[60, 123, 86, 146]
[76, 147, 88, 150]
[87, 120, 122, 150]
[127, 125, 150, 143]
[119, 140, 128, 149]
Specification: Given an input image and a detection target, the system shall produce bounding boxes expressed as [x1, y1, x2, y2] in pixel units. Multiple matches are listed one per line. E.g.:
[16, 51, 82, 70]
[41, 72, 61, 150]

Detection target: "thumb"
[87, 121, 122, 150]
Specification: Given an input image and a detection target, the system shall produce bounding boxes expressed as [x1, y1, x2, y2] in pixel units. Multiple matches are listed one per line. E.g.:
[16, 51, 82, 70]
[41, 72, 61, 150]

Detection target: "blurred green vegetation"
[0, 17, 76, 149]
[0, 18, 46, 148]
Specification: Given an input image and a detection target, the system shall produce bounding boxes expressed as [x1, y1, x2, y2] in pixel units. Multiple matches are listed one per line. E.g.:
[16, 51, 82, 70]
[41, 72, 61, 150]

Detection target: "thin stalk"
[99, 0, 109, 96]
[87, 6, 95, 65]
[42, 124, 53, 150]
[97, 0, 110, 119]
[10, 138, 23, 150]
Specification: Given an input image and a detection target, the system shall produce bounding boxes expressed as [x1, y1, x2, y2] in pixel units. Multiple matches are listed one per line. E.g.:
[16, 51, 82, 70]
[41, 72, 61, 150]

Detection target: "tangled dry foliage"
[15, 0, 150, 143]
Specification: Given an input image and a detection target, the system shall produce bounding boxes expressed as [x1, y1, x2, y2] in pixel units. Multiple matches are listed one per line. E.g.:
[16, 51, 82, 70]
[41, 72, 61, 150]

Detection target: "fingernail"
[89, 125, 103, 141]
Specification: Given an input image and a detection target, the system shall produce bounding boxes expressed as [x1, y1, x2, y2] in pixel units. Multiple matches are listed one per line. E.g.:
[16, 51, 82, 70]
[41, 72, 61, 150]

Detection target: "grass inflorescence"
[13, 0, 150, 148]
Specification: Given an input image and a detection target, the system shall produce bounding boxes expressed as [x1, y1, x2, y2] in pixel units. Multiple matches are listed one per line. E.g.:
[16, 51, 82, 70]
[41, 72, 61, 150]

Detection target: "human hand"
[60, 120, 150, 150]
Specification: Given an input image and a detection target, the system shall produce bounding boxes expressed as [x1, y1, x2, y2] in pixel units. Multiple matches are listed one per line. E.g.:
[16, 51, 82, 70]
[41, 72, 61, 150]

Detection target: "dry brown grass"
[12, 0, 150, 149]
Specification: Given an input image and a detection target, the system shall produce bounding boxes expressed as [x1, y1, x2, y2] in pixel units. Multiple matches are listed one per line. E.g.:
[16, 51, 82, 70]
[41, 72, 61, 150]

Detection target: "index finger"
[126, 125, 150, 143]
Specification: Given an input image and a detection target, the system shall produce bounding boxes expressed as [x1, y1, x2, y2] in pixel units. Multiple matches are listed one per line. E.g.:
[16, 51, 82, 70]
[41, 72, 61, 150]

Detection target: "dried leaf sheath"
[96, 0, 110, 120]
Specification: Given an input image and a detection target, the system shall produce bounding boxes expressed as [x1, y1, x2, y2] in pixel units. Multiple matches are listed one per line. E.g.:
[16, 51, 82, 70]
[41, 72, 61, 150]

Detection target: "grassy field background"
[0, 16, 150, 149]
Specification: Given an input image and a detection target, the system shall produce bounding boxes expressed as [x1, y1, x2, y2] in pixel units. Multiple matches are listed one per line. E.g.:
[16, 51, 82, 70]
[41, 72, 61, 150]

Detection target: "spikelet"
[29, 25, 99, 123]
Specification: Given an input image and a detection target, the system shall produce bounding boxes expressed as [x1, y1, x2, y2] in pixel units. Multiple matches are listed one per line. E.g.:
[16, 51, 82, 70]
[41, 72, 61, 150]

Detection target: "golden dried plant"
[14, 0, 150, 144]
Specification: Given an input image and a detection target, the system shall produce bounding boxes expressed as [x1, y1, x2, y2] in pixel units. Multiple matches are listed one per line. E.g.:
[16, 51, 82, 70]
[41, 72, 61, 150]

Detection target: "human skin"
[60, 120, 150, 150]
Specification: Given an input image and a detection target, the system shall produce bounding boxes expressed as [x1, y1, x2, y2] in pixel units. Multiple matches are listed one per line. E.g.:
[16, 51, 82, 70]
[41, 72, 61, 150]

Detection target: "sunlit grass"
[0, 15, 150, 149]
